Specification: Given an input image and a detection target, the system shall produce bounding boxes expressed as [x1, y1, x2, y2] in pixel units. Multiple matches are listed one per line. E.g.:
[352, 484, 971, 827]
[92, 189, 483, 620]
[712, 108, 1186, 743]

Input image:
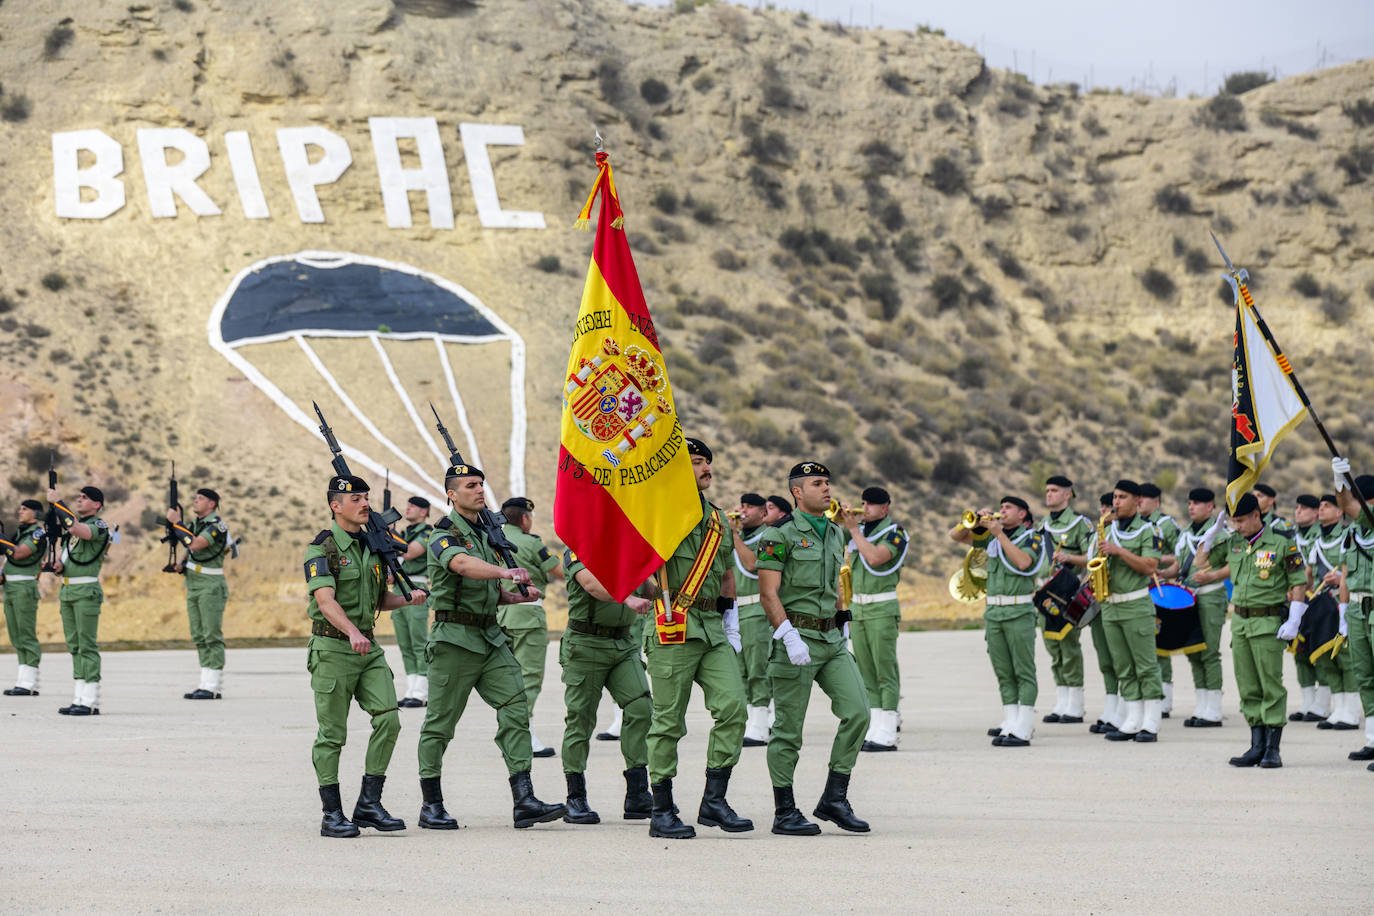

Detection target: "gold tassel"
[610, 216, 624, 230]
[573, 218, 592, 231]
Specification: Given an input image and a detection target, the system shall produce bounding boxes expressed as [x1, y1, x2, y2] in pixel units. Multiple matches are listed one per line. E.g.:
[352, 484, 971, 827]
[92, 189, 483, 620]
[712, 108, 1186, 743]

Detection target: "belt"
[853, 591, 899, 605]
[737, 595, 761, 606]
[61, 576, 99, 585]
[785, 611, 838, 632]
[4, 574, 37, 581]
[1195, 582, 1226, 595]
[1234, 604, 1285, 619]
[312, 620, 374, 642]
[434, 610, 498, 627]
[1351, 592, 1371, 601]
[1105, 588, 1151, 605]
[985, 594, 1034, 607]
[184, 563, 224, 576]
[567, 618, 631, 639]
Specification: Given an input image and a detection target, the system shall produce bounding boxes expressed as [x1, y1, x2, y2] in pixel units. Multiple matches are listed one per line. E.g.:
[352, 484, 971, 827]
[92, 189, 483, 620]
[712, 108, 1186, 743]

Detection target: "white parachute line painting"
[204, 250, 527, 506]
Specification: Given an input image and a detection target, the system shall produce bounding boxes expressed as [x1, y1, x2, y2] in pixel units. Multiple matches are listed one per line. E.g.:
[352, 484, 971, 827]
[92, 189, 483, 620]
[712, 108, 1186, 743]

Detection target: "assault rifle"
[40, 453, 65, 573]
[429, 403, 529, 597]
[160, 461, 183, 574]
[312, 402, 417, 600]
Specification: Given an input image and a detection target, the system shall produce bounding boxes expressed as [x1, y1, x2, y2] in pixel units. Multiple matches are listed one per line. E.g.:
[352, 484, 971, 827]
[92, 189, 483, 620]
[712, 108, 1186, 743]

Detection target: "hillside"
[0, 0, 1372, 643]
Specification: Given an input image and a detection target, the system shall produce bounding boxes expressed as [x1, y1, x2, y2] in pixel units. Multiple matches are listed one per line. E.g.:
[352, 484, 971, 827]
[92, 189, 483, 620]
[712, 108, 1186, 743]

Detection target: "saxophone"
[1086, 510, 1112, 600]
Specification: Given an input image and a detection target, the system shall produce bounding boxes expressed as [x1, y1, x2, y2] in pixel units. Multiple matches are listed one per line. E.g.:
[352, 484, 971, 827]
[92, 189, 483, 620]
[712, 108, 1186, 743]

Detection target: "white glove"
[843, 621, 851, 641]
[1339, 602, 1349, 637]
[1277, 600, 1308, 641]
[1334, 456, 1352, 492]
[774, 619, 811, 666]
[723, 602, 741, 653]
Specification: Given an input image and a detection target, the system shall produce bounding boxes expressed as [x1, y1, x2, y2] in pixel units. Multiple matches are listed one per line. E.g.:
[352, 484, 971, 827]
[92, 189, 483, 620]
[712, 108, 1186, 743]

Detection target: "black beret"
[740, 492, 767, 507]
[767, 495, 793, 514]
[1356, 475, 1374, 501]
[1045, 475, 1073, 488]
[408, 496, 431, 510]
[861, 486, 890, 505]
[328, 475, 369, 494]
[80, 485, 105, 503]
[685, 438, 713, 463]
[1113, 479, 1141, 496]
[445, 463, 485, 481]
[789, 461, 830, 479]
[1187, 487, 1215, 503]
[1234, 493, 1260, 516]
[502, 496, 535, 512]
[1254, 483, 1277, 498]
[20, 499, 42, 512]
[1099, 492, 1114, 507]
[1138, 483, 1162, 499]
[1001, 495, 1030, 513]
[1320, 493, 1340, 506]
[196, 487, 221, 504]
[1295, 493, 1319, 509]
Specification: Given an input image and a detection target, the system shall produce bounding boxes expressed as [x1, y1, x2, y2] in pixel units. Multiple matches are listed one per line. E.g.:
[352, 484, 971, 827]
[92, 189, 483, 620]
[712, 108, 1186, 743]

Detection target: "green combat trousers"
[644, 637, 746, 784]
[1294, 650, 1317, 689]
[59, 586, 102, 683]
[1102, 601, 1163, 702]
[1041, 623, 1085, 688]
[1231, 614, 1287, 727]
[506, 625, 549, 722]
[1185, 591, 1228, 691]
[559, 632, 651, 773]
[417, 640, 531, 779]
[851, 614, 901, 709]
[307, 643, 400, 785]
[3, 579, 41, 667]
[736, 613, 773, 707]
[1347, 598, 1374, 717]
[186, 575, 228, 670]
[985, 612, 1038, 706]
[766, 634, 869, 787]
[391, 603, 429, 676]
[1088, 614, 1118, 694]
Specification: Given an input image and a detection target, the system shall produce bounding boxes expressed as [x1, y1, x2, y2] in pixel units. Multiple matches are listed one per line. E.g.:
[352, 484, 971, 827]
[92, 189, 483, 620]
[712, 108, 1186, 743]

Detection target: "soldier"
[1037, 475, 1094, 724]
[1138, 483, 1181, 716]
[757, 460, 871, 836]
[49, 484, 111, 717]
[393, 496, 433, 709]
[1213, 493, 1308, 769]
[1331, 462, 1374, 765]
[498, 496, 564, 757]
[765, 495, 793, 527]
[414, 462, 565, 830]
[304, 474, 426, 837]
[642, 438, 751, 840]
[1088, 491, 1125, 734]
[731, 492, 772, 747]
[951, 497, 1044, 747]
[1096, 480, 1165, 743]
[1158, 488, 1228, 727]
[166, 487, 231, 700]
[1254, 483, 1295, 537]
[558, 550, 654, 824]
[1310, 494, 1360, 730]
[1, 499, 48, 696]
[843, 486, 908, 752]
[1289, 494, 1329, 721]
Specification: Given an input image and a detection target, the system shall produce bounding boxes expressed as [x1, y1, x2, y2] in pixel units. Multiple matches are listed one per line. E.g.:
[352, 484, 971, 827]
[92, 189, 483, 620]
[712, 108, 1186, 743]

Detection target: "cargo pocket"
[645, 647, 674, 680]
[562, 668, 586, 688]
[428, 670, 451, 690]
[311, 673, 338, 695]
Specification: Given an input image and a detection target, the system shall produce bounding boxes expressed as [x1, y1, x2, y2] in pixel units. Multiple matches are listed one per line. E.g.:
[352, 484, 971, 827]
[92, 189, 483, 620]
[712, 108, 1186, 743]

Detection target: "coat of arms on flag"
[566, 337, 672, 464]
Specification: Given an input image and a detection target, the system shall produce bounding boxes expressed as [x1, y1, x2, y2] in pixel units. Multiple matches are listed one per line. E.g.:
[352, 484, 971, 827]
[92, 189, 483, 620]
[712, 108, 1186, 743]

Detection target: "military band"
[1037, 476, 1093, 724]
[1138, 482, 1180, 717]
[1290, 494, 1330, 721]
[1157, 488, 1227, 727]
[844, 486, 907, 752]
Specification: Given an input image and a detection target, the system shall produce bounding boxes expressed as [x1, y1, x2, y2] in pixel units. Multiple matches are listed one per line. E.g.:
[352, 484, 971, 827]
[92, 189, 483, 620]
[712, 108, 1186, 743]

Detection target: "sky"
[634, 0, 1373, 96]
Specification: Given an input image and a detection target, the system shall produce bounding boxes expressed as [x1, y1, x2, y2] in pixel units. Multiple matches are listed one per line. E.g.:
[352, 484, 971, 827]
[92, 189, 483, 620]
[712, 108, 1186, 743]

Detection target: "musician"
[1097, 480, 1165, 743]
[951, 496, 1045, 747]
[1036, 475, 1094, 724]
[1213, 493, 1308, 769]
[1088, 491, 1124, 734]
[764, 495, 793, 527]
[1138, 483, 1181, 717]
[1254, 483, 1295, 537]
[731, 492, 773, 747]
[1310, 495, 1359, 730]
[1290, 494, 1330, 721]
[0, 499, 48, 697]
[1158, 488, 1228, 727]
[1332, 462, 1374, 765]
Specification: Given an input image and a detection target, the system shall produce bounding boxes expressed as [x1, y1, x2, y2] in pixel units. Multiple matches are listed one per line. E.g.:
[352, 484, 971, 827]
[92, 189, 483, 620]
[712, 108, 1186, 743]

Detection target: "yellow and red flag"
[554, 152, 700, 600]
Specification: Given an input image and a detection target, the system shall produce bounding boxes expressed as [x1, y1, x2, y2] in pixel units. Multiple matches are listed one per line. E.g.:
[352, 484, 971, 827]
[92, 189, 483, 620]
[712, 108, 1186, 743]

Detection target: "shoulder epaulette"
[435, 518, 454, 530]
[311, 529, 332, 545]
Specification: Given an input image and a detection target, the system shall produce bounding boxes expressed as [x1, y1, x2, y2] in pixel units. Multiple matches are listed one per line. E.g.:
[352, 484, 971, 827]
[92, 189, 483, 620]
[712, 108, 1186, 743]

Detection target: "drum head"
[1150, 583, 1195, 610]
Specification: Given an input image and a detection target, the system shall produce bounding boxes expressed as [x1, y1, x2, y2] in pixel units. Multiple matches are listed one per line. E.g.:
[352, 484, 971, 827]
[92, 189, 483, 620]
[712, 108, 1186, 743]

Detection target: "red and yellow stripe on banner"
[553, 152, 700, 601]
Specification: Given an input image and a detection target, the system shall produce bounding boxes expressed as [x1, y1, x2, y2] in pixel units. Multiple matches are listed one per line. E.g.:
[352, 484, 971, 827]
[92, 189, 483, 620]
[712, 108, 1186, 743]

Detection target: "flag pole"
[1212, 231, 1374, 532]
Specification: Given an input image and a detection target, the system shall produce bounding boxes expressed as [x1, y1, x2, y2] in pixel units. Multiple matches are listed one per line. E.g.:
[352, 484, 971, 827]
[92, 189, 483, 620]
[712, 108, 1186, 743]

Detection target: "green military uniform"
[757, 510, 869, 784]
[1303, 521, 1355, 707]
[3, 521, 46, 681]
[560, 550, 651, 775]
[417, 510, 532, 779]
[59, 511, 111, 709]
[1037, 509, 1094, 696]
[849, 517, 908, 717]
[974, 524, 1045, 741]
[1148, 511, 1182, 696]
[1224, 526, 1305, 728]
[733, 525, 772, 711]
[392, 519, 432, 685]
[1099, 515, 1164, 709]
[644, 494, 746, 784]
[1342, 512, 1374, 749]
[497, 522, 561, 728]
[304, 523, 400, 786]
[182, 512, 231, 675]
[1173, 520, 1230, 697]
[1291, 523, 1323, 703]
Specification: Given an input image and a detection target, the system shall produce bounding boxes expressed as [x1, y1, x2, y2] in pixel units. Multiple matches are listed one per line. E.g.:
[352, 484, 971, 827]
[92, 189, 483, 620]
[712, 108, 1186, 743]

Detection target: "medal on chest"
[1254, 549, 1275, 579]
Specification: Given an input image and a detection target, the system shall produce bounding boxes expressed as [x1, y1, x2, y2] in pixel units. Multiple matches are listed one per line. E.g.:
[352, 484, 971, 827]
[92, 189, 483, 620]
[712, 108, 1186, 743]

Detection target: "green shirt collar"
[796, 509, 828, 539]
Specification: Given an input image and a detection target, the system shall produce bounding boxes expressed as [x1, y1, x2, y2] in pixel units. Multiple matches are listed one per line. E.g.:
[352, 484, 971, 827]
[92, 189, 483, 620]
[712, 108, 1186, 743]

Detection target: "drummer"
[1158, 487, 1230, 727]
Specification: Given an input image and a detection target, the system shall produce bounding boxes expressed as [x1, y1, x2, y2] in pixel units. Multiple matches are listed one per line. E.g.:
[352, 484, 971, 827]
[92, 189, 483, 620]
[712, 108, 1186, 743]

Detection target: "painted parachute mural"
[207, 251, 526, 505]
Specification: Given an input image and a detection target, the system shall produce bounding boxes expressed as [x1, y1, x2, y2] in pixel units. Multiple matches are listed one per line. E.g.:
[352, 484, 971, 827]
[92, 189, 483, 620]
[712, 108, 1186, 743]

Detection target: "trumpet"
[825, 499, 863, 523]
[959, 509, 995, 532]
[725, 510, 743, 520]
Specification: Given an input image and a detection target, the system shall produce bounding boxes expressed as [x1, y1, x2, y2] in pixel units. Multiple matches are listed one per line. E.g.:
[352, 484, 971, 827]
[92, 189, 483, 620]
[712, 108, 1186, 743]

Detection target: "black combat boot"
[1228, 725, 1266, 767]
[351, 774, 405, 831]
[771, 785, 821, 836]
[563, 772, 600, 825]
[417, 776, 458, 830]
[622, 766, 653, 820]
[648, 779, 695, 839]
[1259, 726, 1284, 768]
[697, 766, 753, 833]
[509, 771, 565, 828]
[319, 784, 360, 838]
[813, 770, 870, 833]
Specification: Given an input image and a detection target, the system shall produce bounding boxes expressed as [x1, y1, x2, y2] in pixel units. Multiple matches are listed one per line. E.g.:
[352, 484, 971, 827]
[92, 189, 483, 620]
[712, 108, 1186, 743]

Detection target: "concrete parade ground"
[2, 631, 1370, 914]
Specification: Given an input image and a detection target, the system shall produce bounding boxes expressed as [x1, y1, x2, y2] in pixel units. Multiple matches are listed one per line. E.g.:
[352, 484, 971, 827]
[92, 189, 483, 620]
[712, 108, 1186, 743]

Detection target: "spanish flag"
[553, 152, 700, 601]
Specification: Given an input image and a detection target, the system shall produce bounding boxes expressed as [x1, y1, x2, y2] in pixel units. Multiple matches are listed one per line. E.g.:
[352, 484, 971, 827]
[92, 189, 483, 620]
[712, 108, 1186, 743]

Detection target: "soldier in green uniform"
[305, 474, 426, 837]
[1332, 464, 1374, 764]
[951, 497, 1045, 747]
[1310, 494, 1360, 730]
[758, 461, 870, 836]
[1096, 480, 1165, 743]
[1158, 488, 1229, 727]
[558, 549, 654, 824]
[1138, 483, 1181, 717]
[1087, 491, 1125, 734]
[1037, 476, 1094, 724]
[498, 496, 564, 757]
[1254, 484, 1295, 538]
[730, 492, 772, 747]
[1289, 494, 1329, 721]
[415, 462, 565, 830]
[1212, 493, 1308, 769]
[1, 499, 48, 696]
[842, 486, 908, 752]
[394, 496, 433, 708]
[642, 438, 751, 840]
[49, 484, 111, 716]
[167, 487, 231, 700]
